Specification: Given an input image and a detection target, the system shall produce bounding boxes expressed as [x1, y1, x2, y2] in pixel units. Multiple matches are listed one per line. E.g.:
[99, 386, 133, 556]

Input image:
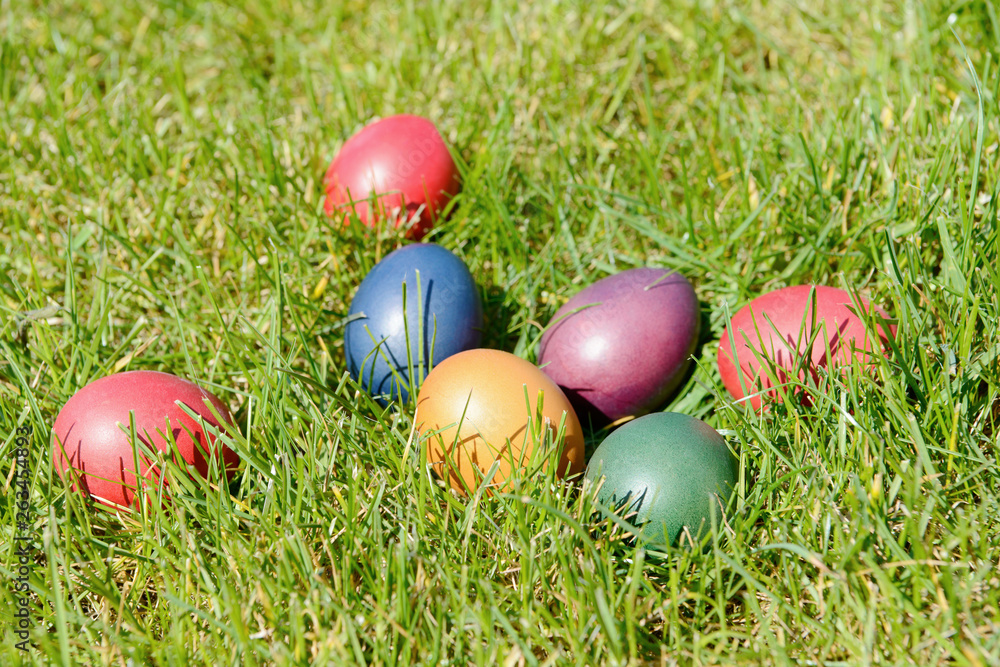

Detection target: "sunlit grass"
[2, 0, 999, 664]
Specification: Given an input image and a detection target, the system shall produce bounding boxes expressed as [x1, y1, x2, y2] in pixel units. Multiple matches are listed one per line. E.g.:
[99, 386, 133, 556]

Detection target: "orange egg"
[415, 349, 585, 494]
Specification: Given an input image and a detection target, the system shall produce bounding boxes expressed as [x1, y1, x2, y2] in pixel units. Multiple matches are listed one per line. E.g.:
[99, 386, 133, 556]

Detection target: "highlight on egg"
[538, 267, 700, 424]
[344, 243, 482, 406]
[51, 371, 240, 509]
[415, 348, 585, 494]
[717, 284, 895, 410]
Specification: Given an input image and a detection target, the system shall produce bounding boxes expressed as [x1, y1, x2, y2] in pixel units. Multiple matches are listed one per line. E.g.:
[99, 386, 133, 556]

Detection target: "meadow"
[2, 0, 1000, 664]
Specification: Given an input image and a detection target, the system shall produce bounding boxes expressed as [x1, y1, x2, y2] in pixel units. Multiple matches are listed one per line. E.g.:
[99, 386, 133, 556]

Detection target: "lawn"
[2, 0, 1000, 664]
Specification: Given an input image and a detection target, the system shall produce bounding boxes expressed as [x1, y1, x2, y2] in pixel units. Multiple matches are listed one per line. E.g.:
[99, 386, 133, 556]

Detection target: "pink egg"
[52, 371, 239, 508]
[718, 285, 895, 410]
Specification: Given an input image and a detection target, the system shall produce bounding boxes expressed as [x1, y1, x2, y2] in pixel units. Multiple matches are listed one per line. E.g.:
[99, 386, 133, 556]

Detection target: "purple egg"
[538, 268, 699, 424]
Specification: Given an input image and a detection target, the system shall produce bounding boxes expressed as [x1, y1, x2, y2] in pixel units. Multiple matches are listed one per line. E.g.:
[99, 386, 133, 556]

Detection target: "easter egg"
[717, 285, 895, 410]
[323, 115, 460, 240]
[415, 348, 585, 494]
[345, 243, 482, 405]
[52, 371, 240, 509]
[538, 268, 700, 424]
[585, 412, 738, 547]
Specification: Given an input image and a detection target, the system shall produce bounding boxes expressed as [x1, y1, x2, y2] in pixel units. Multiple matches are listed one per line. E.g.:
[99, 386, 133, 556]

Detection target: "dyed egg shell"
[585, 412, 738, 547]
[538, 268, 700, 424]
[323, 115, 460, 240]
[345, 243, 482, 405]
[717, 285, 895, 410]
[416, 349, 585, 494]
[52, 371, 240, 509]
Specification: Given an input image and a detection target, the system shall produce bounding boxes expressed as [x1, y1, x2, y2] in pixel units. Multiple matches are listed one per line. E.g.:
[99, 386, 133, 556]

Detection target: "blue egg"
[345, 243, 483, 405]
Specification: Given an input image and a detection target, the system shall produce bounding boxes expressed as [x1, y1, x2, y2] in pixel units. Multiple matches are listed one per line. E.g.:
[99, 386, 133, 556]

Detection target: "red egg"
[323, 115, 460, 240]
[52, 371, 240, 509]
[717, 285, 895, 410]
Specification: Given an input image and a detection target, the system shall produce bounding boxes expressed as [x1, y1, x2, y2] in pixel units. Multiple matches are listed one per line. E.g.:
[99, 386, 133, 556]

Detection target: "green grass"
[2, 0, 1000, 663]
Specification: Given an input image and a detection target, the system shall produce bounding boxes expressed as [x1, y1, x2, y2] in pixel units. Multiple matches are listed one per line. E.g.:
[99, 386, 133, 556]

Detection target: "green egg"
[585, 412, 739, 547]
